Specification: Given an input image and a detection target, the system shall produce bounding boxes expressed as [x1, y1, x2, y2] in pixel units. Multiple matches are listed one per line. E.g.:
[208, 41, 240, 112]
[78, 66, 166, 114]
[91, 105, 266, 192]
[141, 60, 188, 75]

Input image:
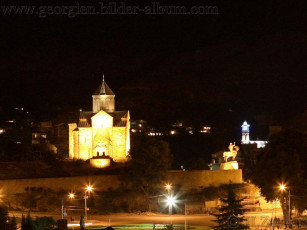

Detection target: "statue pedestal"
[220, 161, 238, 170]
[90, 158, 111, 168]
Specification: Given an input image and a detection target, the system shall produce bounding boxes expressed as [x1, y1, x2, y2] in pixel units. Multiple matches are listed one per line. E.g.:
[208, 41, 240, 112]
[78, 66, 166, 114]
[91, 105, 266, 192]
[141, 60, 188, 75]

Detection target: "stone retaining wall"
[0, 169, 242, 197]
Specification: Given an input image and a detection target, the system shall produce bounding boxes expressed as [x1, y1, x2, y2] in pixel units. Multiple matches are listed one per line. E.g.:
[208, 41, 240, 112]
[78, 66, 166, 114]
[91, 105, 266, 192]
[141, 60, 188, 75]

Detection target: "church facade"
[68, 78, 130, 163]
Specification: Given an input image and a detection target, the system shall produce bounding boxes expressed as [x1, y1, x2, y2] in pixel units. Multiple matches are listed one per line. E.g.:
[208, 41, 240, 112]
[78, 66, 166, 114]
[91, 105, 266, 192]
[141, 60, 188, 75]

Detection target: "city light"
[69, 193, 75, 199]
[86, 185, 93, 192]
[167, 196, 176, 206]
[279, 184, 286, 191]
[165, 184, 172, 191]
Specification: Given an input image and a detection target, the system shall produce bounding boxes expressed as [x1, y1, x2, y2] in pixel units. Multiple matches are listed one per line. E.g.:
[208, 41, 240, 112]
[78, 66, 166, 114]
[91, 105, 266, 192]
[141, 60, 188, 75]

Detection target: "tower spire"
[92, 75, 115, 113]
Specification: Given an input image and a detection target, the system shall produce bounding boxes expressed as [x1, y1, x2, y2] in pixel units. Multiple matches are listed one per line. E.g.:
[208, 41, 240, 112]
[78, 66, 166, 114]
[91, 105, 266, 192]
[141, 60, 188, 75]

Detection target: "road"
[9, 210, 284, 228]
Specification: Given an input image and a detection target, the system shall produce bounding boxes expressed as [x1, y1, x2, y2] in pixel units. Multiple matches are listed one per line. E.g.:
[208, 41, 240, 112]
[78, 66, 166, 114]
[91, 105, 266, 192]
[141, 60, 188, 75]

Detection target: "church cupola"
[92, 75, 115, 113]
[241, 121, 250, 144]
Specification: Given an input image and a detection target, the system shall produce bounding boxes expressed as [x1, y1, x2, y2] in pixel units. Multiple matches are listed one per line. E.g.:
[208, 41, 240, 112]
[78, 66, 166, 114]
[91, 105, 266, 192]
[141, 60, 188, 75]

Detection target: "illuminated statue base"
[89, 157, 111, 168]
[220, 161, 239, 170]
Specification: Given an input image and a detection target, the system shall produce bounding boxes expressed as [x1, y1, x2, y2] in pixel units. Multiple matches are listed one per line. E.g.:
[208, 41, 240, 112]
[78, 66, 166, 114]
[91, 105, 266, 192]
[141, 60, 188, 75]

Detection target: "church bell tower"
[241, 121, 250, 144]
[92, 75, 115, 113]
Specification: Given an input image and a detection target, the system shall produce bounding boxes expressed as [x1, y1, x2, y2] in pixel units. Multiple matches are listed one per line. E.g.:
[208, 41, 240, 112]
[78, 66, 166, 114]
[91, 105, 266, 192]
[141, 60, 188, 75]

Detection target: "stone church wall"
[112, 127, 127, 160]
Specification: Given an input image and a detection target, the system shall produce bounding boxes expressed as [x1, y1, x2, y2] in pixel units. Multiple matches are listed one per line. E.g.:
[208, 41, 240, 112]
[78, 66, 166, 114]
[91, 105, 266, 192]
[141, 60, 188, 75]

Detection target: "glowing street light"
[62, 192, 76, 219]
[167, 196, 176, 206]
[85, 185, 94, 220]
[279, 184, 291, 227]
[86, 186, 93, 192]
[280, 184, 286, 191]
[69, 193, 75, 199]
[166, 195, 176, 216]
[165, 184, 172, 191]
[165, 184, 173, 216]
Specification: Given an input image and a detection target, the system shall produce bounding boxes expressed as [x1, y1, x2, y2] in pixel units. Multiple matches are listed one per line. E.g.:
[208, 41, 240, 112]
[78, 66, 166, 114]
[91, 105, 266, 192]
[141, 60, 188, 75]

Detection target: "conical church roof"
[93, 77, 115, 95]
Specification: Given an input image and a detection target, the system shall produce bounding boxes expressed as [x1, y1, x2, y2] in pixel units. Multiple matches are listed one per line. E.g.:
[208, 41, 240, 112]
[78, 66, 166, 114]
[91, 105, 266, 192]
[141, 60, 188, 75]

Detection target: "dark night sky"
[0, 0, 306, 127]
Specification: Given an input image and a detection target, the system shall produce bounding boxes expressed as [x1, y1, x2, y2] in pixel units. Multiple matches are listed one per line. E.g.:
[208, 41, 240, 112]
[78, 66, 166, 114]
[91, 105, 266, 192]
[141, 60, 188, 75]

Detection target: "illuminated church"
[241, 121, 267, 148]
[68, 77, 130, 164]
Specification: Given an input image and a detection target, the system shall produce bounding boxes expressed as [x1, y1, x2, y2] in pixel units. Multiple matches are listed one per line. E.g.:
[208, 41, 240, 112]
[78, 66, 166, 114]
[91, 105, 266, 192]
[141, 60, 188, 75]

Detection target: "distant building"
[130, 120, 148, 134]
[147, 130, 165, 136]
[68, 77, 130, 164]
[241, 121, 267, 148]
[199, 126, 212, 134]
[172, 120, 184, 127]
[31, 121, 53, 145]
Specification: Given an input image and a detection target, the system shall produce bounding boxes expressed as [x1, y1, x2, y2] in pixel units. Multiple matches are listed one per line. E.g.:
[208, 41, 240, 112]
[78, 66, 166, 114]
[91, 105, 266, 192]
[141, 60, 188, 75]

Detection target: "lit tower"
[241, 121, 250, 144]
[92, 75, 115, 113]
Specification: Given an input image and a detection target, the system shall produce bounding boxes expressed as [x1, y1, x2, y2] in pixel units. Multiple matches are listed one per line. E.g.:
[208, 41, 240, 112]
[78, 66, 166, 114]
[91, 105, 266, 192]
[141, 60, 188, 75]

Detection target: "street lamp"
[87, 186, 93, 192]
[167, 196, 176, 206]
[85, 185, 93, 220]
[62, 193, 76, 219]
[166, 195, 176, 216]
[165, 184, 172, 215]
[69, 193, 75, 199]
[280, 184, 286, 190]
[279, 184, 291, 227]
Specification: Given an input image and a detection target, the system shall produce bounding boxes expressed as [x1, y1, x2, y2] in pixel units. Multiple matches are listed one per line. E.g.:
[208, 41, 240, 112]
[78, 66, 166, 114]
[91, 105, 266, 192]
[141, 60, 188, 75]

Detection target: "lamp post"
[279, 184, 291, 227]
[165, 184, 172, 215]
[84, 186, 93, 220]
[61, 200, 64, 219]
[185, 200, 187, 230]
[166, 196, 176, 217]
[61, 193, 75, 219]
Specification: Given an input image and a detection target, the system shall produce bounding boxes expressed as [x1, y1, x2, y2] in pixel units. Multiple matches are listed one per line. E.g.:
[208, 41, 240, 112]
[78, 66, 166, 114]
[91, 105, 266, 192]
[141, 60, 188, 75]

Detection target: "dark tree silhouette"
[119, 137, 173, 210]
[0, 205, 8, 230]
[211, 188, 249, 230]
[252, 130, 307, 221]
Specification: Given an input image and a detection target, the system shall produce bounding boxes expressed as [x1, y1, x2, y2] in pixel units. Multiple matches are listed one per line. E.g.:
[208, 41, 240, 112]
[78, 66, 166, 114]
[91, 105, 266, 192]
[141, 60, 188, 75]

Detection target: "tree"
[80, 215, 85, 230]
[11, 216, 17, 226]
[211, 188, 249, 230]
[185, 157, 210, 170]
[21, 213, 35, 230]
[21, 215, 26, 229]
[0, 205, 8, 230]
[119, 137, 173, 210]
[34, 217, 56, 230]
[21, 214, 56, 230]
[252, 130, 307, 221]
